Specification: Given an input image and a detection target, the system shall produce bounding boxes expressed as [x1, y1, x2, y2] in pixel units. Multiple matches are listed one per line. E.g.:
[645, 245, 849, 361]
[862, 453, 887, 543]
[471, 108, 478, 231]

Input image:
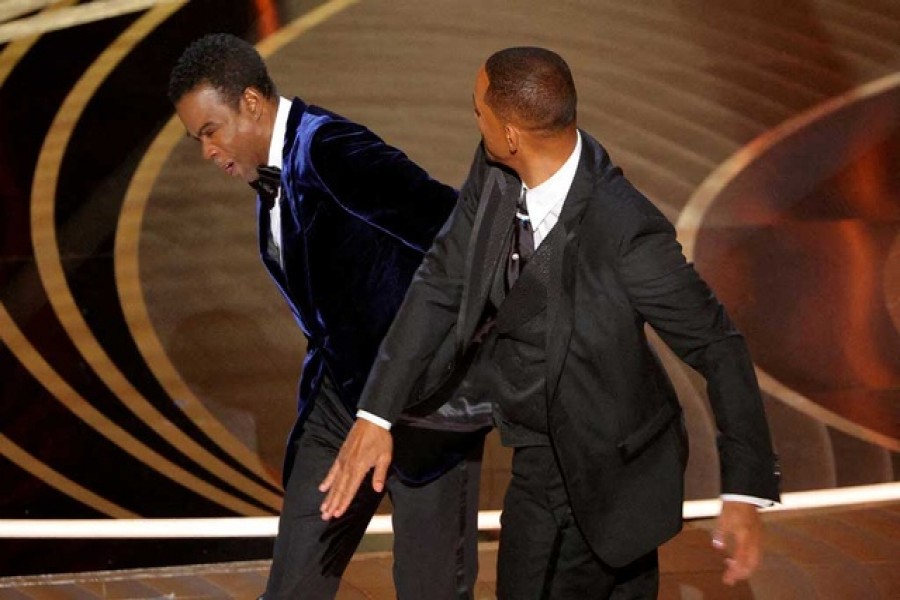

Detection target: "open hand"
[318, 419, 393, 520]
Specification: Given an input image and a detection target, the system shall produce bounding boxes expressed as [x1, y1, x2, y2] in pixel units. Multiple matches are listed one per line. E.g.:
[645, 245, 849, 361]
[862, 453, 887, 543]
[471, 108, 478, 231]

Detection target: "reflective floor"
[2, 502, 898, 599]
[0, 0, 898, 594]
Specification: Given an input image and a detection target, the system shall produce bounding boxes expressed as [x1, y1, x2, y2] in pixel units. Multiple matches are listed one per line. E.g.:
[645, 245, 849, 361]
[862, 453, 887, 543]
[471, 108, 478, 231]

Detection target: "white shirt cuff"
[356, 410, 392, 431]
[721, 493, 775, 508]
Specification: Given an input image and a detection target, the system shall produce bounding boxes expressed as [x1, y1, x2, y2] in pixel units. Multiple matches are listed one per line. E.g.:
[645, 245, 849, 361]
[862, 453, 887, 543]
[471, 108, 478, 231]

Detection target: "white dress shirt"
[522, 130, 582, 247]
[266, 96, 292, 267]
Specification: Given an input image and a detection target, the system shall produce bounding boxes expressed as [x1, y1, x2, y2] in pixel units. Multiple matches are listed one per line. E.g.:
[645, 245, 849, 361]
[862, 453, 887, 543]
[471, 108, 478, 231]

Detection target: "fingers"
[372, 455, 391, 493]
[318, 463, 338, 494]
[721, 531, 756, 585]
[715, 501, 763, 586]
[711, 529, 727, 551]
[729, 528, 760, 584]
[317, 420, 394, 520]
[319, 461, 368, 520]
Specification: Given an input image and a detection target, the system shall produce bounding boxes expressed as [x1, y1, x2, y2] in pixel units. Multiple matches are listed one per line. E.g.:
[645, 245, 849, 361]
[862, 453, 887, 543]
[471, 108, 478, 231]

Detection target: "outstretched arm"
[318, 146, 488, 519]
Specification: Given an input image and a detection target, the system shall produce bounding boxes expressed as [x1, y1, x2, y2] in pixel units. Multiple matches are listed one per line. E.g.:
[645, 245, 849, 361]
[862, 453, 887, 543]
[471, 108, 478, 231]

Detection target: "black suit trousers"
[264, 376, 483, 599]
[497, 446, 659, 599]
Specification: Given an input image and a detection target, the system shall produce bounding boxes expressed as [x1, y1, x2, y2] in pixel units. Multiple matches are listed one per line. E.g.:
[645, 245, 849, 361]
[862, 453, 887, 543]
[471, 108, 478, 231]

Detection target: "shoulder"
[462, 143, 514, 194]
[579, 132, 675, 244]
[290, 104, 372, 152]
[582, 133, 663, 217]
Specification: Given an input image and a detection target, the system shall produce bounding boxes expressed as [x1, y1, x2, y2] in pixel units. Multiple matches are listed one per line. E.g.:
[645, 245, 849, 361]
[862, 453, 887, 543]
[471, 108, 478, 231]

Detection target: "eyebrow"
[185, 121, 214, 141]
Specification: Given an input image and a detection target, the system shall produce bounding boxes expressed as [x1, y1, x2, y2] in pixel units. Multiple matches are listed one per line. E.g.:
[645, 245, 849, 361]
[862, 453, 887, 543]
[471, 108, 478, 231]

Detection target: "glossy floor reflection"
[1, 502, 898, 599]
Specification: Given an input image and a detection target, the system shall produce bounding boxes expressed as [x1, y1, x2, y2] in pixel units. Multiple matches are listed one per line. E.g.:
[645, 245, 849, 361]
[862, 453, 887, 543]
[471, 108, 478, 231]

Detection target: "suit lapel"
[260, 99, 307, 300]
[546, 138, 595, 403]
[459, 166, 519, 344]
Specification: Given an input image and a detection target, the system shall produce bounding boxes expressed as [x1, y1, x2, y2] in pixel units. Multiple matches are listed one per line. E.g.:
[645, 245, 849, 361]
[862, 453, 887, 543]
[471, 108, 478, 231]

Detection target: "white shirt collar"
[267, 96, 292, 169]
[523, 130, 582, 232]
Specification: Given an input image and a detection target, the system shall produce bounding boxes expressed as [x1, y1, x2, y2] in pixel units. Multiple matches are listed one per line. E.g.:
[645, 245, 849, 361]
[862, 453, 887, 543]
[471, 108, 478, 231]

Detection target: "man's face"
[473, 66, 509, 165]
[175, 84, 265, 183]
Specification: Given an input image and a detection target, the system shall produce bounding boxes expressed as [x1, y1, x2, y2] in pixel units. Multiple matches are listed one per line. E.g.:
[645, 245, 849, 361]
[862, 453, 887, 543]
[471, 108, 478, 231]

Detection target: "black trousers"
[497, 446, 659, 600]
[264, 377, 483, 599]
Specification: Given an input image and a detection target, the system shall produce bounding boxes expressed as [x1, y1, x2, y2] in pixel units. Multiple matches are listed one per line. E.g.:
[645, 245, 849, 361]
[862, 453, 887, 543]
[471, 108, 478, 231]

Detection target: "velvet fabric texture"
[259, 99, 458, 483]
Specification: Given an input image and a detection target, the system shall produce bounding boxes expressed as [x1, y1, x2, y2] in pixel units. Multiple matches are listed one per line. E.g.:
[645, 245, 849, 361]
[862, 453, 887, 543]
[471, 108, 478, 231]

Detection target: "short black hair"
[168, 33, 276, 108]
[484, 47, 576, 132]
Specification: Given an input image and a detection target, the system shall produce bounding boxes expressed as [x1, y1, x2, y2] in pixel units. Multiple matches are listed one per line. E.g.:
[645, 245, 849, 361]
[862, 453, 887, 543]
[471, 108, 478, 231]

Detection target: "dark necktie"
[249, 165, 282, 210]
[506, 187, 534, 290]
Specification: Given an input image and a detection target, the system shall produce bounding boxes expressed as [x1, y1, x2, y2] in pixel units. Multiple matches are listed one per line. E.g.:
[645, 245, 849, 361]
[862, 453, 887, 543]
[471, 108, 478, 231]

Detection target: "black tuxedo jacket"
[360, 132, 780, 567]
[259, 98, 458, 482]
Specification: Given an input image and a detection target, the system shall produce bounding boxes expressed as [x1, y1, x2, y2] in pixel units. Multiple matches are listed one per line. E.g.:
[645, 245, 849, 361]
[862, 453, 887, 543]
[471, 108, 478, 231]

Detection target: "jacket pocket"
[616, 402, 680, 462]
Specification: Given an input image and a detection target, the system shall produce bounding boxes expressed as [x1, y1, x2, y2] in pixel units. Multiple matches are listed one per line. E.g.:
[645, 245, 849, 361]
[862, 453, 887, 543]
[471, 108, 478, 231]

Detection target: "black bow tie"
[250, 165, 282, 209]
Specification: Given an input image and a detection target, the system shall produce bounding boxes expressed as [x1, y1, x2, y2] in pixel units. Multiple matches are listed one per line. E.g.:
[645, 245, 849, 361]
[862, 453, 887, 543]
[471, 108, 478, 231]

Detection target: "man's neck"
[515, 127, 578, 188]
[257, 96, 281, 164]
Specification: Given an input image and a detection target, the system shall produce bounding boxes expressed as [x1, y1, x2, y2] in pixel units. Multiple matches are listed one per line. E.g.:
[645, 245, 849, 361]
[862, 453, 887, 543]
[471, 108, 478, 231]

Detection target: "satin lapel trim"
[545, 146, 595, 405]
[259, 203, 290, 297]
[459, 168, 517, 341]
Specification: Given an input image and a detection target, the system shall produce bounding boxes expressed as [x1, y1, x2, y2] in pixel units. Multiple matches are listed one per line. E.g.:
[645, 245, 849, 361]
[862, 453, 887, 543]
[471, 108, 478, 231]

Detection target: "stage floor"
[2, 501, 898, 599]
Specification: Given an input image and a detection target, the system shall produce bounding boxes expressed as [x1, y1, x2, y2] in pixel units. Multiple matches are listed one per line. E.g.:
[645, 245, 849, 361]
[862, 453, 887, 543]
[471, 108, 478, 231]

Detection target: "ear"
[241, 87, 263, 119]
[504, 124, 520, 155]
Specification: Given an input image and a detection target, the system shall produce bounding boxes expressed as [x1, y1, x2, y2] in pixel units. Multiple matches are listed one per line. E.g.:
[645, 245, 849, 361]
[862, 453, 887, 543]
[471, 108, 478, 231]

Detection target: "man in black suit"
[320, 47, 780, 598]
[168, 34, 487, 599]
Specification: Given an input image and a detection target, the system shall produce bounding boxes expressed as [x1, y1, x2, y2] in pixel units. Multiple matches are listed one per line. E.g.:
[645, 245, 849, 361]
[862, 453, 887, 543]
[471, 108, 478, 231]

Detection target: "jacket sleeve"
[306, 118, 458, 252]
[355, 146, 487, 423]
[612, 184, 780, 501]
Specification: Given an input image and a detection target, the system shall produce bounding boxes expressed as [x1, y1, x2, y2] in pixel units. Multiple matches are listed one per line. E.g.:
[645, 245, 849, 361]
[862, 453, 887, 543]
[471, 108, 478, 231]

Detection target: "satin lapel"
[459, 167, 519, 343]
[546, 143, 595, 405]
[258, 190, 289, 290]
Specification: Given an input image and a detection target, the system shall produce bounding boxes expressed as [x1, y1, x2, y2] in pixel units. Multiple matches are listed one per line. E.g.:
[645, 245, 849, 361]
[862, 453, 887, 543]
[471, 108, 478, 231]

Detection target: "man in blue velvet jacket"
[169, 34, 486, 599]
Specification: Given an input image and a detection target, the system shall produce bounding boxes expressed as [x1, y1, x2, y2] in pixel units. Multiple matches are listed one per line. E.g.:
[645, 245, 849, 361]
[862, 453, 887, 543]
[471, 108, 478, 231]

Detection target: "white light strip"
[0, 483, 896, 539]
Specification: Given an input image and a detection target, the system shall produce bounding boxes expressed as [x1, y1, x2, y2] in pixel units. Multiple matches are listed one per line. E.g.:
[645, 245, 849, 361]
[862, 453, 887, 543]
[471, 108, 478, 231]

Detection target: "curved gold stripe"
[0, 2, 135, 520]
[114, 0, 363, 495]
[0, 1, 75, 83]
[0, 0, 176, 43]
[117, 116, 282, 494]
[30, 2, 278, 513]
[0, 1, 54, 24]
[254, 0, 360, 55]
[0, 304, 264, 515]
[0, 433, 138, 518]
[677, 72, 900, 453]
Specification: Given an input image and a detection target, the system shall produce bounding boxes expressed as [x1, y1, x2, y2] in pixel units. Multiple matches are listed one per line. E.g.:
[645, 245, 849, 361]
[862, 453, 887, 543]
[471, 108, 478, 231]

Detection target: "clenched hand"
[712, 500, 764, 586]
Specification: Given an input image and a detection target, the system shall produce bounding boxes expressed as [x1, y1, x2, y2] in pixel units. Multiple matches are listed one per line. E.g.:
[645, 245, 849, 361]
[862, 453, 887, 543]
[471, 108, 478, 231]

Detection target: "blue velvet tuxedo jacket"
[360, 133, 780, 567]
[258, 98, 457, 481]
